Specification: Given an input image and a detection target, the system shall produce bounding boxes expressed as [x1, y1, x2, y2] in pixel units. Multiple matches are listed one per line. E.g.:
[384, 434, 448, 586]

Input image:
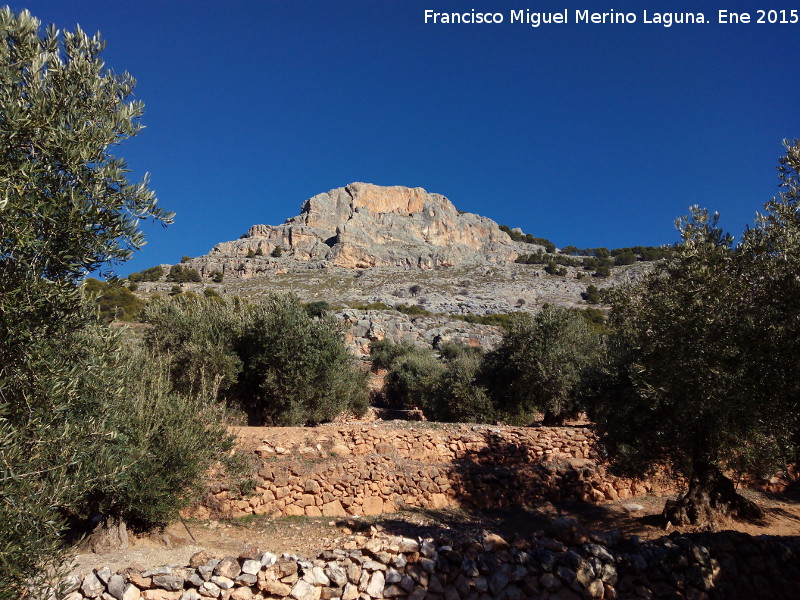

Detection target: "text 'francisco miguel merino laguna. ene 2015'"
[422, 9, 791, 27]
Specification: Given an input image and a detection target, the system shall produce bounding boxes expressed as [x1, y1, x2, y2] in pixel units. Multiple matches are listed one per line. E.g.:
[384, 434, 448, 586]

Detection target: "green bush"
[378, 341, 491, 422]
[2, 320, 226, 590]
[0, 323, 123, 598]
[544, 261, 567, 276]
[211, 270, 224, 283]
[97, 342, 234, 529]
[613, 250, 637, 266]
[271, 245, 283, 257]
[611, 245, 675, 262]
[482, 306, 603, 425]
[369, 338, 418, 370]
[0, 8, 173, 594]
[350, 301, 391, 311]
[581, 284, 601, 304]
[590, 193, 800, 524]
[304, 300, 332, 318]
[427, 344, 493, 422]
[395, 303, 433, 316]
[593, 266, 611, 278]
[450, 312, 519, 329]
[237, 295, 368, 425]
[168, 264, 201, 283]
[83, 278, 145, 321]
[143, 294, 368, 425]
[516, 252, 580, 267]
[582, 256, 614, 272]
[143, 296, 245, 397]
[579, 307, 610, 335]
[128, 265, 164, 283]
[499, 225, 556, 252]
[384, 346, 445, 409]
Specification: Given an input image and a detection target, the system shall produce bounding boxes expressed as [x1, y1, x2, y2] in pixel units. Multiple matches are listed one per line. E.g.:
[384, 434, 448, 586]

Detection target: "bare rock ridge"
[191, 183, 522, 279]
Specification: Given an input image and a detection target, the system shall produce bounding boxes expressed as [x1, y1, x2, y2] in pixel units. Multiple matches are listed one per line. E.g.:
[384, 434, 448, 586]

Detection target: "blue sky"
[15, 0, 800, 276]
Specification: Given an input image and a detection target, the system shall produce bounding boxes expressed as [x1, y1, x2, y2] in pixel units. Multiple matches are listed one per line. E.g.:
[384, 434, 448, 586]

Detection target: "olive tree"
[591, 155, 800, 528]
[144, 294, 370, 426]
[590, 209, 762, 526]
[0, 9, 172, 596]
[739, 139, 800, 459]
[482, 306, 603, 425]
[237, 294, 369, 425]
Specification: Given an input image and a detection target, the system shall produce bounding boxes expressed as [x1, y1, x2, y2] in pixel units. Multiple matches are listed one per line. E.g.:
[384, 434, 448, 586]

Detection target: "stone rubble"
[60, 522, 800, 600]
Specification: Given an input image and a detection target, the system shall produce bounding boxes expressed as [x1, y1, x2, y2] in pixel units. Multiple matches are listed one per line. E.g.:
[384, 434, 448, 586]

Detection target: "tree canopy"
[590, 140, 800, 526]
[0, 9, 191, 596]
[483, 306, 603, 425]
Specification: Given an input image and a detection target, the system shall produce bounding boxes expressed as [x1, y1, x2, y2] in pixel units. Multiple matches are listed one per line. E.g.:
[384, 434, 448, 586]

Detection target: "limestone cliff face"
[193, 183, 520, 278]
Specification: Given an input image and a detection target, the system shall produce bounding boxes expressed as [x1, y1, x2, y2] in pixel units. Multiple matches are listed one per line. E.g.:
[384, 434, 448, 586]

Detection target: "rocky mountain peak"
[193, 183, 523, 279]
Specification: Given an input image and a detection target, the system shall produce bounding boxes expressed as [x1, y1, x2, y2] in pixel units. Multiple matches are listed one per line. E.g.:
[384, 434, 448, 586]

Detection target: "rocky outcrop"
[138, 182, 654, 322]
[334, 309, 503, 356]
[140, 261, 635, 317]
[188, 183, 525, 278]
[60, 527, 800, 600]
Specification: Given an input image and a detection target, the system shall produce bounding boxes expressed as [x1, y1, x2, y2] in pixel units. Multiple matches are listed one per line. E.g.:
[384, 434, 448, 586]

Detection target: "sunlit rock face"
[202, 183, 519, 276]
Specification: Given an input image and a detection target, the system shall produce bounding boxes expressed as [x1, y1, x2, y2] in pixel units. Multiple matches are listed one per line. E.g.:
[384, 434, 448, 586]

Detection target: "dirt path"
[69, 487, 800, 577]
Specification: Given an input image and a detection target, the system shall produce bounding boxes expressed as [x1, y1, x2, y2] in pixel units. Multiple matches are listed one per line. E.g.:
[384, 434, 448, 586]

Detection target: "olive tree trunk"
[663, 461, 762, 528]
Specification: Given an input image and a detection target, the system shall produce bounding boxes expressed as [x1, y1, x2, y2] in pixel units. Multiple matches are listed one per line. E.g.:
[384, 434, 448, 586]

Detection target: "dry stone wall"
[187, 425, 671, 521]
[59, 523, 800, 600]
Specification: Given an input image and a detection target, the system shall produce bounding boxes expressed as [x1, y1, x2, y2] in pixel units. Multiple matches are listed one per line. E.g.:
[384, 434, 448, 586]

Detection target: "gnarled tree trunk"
[663, 461, 762, 528]
[80, 515, 129, 554]
[542, 410, 567, 426]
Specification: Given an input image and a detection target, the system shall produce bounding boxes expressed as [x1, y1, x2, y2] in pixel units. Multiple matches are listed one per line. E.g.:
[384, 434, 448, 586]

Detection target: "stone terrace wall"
[188, 425, 672, 520]
[60, 523, 800, 600]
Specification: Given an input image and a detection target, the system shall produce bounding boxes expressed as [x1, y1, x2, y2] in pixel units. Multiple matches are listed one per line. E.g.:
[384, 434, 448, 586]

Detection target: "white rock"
[240, 559, 262, 575]
[81, 572, 104, 598]
[260, 552, 278, 567]
[122, 585, 141, 600]
[341, 583, 359, 600]
[210, 575, 234, 590]
[366, 571, 386, 598]
[198, 581, 221, 598]
[60, 575, 81, 595]
[303, 566, 330, 586]
[325, 564, 348, 587]
[96, 567, 112, 585]
[290, 579, 321, 600]
[142, 566, 173, 578]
